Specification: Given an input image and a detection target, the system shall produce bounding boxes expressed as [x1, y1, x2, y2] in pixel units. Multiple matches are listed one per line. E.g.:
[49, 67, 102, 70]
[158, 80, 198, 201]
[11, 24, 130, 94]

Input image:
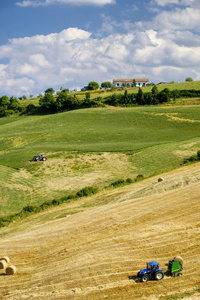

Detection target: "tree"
[56, 91, 75, 111]
[172, 89, 178, 101]
[101, 81, 112, 89]
[151, 85, 159, 104]
[9, 97, 20, 112]
[85, 92, 91, 102]
[136, 87, 144, 105]
[45, 87, 55, 95]
[123, 89, 129, 103]
[88, 81, 99, 90]
[39, 93, 57, 112]
[158, 88, 170, 103]
[0, 95, 10, 107]
[185, 77, 193, 82]
[132, 79, 136, 87]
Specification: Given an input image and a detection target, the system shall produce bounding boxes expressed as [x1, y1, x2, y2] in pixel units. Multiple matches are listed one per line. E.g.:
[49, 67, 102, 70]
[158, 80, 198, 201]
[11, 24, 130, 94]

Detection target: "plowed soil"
[0, 163, 200, 299]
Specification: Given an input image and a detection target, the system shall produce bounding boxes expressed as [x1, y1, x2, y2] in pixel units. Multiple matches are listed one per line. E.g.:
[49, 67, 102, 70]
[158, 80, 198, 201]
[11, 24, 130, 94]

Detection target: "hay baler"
[167, 256, 183, 277]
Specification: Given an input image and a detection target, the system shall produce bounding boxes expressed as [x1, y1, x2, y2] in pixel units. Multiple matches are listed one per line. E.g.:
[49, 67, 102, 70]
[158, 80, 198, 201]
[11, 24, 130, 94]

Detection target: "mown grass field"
[0, 105, 200, 217]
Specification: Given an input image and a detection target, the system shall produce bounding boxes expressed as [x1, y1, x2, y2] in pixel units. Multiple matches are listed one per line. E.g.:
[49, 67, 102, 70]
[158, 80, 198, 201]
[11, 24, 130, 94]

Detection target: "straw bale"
[0, 260, 7, 269]
[174, 256, 183, 264]
[0, 256, 10, 264]
[158, 177, 164, 182]
[6, 265, 17, 275]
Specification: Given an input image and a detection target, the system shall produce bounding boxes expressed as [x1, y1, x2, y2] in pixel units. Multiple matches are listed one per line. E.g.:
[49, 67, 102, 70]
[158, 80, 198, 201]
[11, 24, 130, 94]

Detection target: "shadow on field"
[128, 275, 139, 283]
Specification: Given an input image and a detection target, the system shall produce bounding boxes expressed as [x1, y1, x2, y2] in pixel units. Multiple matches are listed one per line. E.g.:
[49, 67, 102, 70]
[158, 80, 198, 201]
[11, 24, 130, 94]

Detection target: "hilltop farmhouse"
[113, 78, 149, 87]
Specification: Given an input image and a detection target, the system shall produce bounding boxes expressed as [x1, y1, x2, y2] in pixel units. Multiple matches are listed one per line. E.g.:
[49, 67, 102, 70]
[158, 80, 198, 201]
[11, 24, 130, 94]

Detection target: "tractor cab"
[147, 261, 160, 273]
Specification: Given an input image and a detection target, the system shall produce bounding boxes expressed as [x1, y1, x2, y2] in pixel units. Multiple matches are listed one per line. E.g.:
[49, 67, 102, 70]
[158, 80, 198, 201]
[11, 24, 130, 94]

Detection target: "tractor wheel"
[178, 273, 182, 276]
[42, 157, 46, 161]
[154, 272, 164, 280]
[141, 275, 149, 283]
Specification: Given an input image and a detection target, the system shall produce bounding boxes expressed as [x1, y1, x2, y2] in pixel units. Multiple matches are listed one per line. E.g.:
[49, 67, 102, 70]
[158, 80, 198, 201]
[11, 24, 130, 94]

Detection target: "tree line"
[0, 86, 200, 118]
[105, 86, 200, 106]
[0, 95, 25, 117]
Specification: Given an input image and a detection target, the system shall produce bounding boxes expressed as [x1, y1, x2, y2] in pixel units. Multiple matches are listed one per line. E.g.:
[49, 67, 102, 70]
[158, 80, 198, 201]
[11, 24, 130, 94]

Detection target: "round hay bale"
[0, 256, 10, 264]
[174, 256, 183, 264]
[6, 265, 17, 275]
[0, 260, 8, 269]
[158, 177, 164, 182]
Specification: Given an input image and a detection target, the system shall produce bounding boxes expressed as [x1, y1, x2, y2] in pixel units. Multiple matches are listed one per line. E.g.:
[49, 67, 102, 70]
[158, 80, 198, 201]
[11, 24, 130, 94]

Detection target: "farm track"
[0, 163, 200, 299]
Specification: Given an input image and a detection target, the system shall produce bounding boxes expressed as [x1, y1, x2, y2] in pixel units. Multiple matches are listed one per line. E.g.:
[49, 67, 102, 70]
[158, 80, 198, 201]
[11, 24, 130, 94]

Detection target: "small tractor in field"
[137, 261, 164, 282]
[31, 153, 48, 162]
[167, 256, 183, 277]
[137, 256, 183, 282]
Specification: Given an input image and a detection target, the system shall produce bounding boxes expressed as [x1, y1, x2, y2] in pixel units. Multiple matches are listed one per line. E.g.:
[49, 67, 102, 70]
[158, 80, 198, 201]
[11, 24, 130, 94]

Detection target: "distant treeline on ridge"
[0, 86, 200, 117]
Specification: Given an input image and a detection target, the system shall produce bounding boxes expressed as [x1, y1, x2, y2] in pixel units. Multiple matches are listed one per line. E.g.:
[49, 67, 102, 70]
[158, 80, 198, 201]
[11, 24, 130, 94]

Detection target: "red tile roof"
[113, 78, 149, 82]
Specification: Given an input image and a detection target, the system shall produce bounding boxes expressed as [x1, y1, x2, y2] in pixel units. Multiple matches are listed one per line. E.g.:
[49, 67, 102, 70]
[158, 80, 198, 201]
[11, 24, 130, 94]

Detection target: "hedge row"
[0, 174, 146, 229]
[109, 175, 144, 188]
[0, 186, 98, 228]
[183, 150, 200, 165]
[105, 88, 200, 107]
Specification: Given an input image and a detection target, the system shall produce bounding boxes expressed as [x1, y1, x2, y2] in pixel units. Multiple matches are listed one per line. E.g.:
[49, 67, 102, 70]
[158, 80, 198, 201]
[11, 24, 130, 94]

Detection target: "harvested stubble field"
[0, 163, 200, 300]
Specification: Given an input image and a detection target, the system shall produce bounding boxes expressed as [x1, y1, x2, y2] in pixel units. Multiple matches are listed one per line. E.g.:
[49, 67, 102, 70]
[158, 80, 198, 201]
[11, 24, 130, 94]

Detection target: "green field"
[0, 104, 200, 217]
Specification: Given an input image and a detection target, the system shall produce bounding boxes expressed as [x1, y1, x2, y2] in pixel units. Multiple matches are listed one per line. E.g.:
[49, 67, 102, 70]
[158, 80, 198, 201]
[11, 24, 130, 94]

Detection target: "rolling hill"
[0, 163, 200, 299]
[0, 106, 200, 217]
[0, 94, 200, 299]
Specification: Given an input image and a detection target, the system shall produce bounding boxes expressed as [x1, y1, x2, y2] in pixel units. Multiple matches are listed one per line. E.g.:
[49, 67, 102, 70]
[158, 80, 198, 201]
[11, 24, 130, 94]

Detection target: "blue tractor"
[137, 261, 164, 282]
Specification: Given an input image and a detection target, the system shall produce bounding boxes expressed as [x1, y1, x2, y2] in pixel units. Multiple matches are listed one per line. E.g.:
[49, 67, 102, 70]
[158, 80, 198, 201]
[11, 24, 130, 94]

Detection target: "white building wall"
[113, 80, 148, 87]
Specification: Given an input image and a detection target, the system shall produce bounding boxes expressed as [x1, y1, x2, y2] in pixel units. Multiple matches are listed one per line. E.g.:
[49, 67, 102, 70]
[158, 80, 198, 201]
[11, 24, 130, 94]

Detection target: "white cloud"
[152, 0, 179, 7]
[16, 0, 116, 7]
[152, 0, 200, 8]
[1, 20, 200, 96]
[152, 7, 200, 31]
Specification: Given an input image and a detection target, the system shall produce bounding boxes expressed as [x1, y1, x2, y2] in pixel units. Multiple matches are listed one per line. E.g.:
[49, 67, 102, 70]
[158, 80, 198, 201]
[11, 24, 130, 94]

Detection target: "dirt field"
[0, 163, 200, 299]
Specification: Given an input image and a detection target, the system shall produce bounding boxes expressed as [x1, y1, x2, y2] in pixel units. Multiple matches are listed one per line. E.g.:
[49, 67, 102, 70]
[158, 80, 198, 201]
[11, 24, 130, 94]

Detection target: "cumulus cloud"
[151, 0, 200, 8]
[0, 24, 200, 97]
[151, 0, 179, 6]
[16, 0, 116, 7]
[1, 0, 200, 97]
[151, 7, 200, 31]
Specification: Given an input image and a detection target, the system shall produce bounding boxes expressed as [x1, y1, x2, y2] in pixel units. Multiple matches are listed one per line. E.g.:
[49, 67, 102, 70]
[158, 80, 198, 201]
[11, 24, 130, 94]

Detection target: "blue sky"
[0, 0, 200, 97]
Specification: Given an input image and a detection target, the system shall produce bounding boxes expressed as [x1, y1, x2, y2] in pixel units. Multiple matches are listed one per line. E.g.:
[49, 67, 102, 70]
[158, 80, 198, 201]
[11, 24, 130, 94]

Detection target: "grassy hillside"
[0, 163, 200, 299]
[0, 81, 200, 299]
[0, 106, 200, 217]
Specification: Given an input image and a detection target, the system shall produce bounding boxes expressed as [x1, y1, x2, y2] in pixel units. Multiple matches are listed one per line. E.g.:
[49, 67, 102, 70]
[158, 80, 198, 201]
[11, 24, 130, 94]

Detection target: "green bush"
[110, 179, 125, 187]
[76, 186, 98, 197]
[126, 178, 133, 183]
[109, 176, 144, 188]
[134, 174, 144, 182]
[183, 151, 200, 164]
